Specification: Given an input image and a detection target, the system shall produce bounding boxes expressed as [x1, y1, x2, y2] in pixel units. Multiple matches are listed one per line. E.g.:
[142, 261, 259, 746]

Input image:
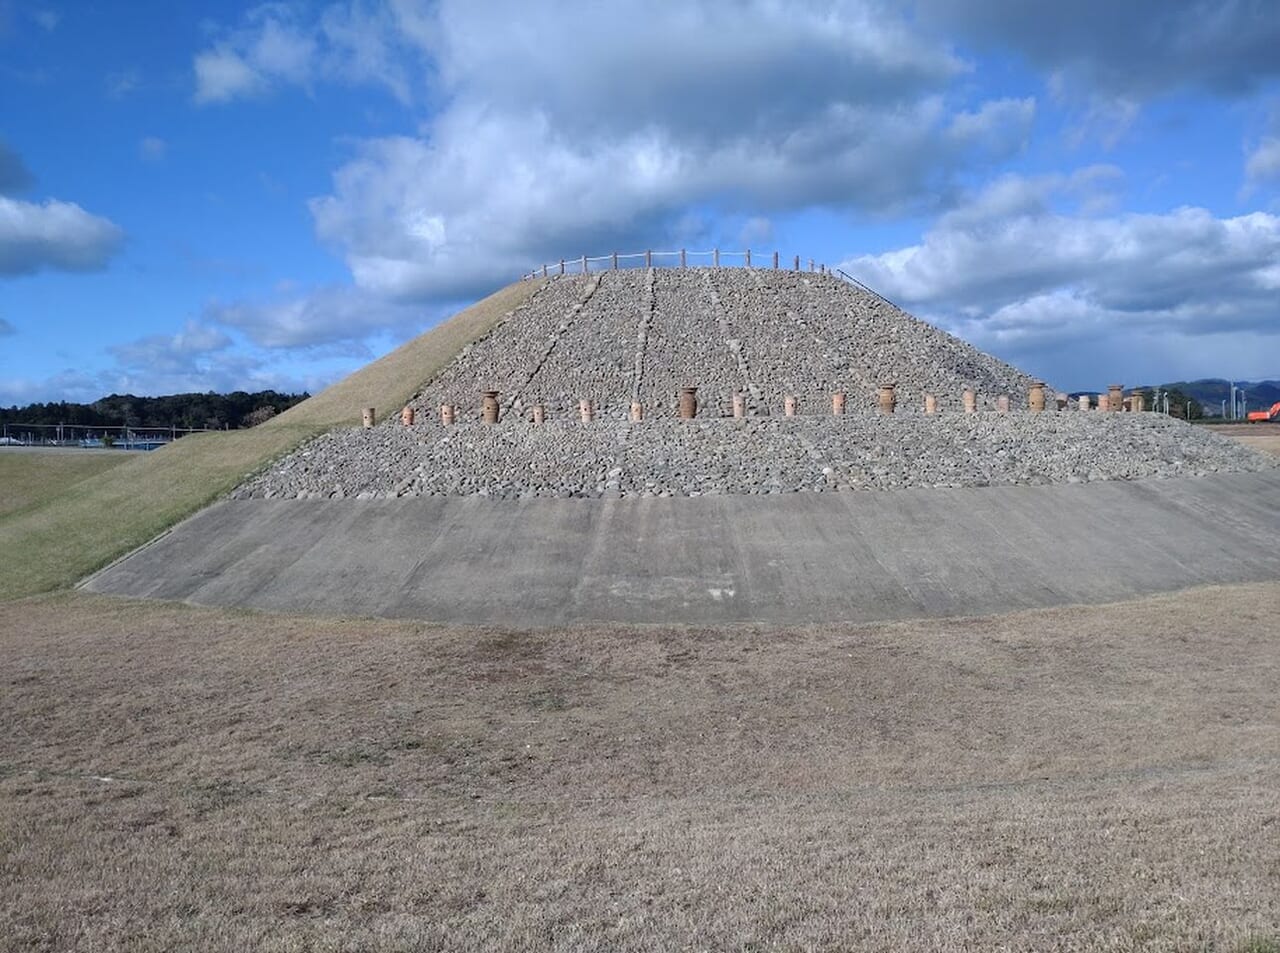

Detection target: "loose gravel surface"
[237, 266, 1275, 501]
[404, 267, 1050, 421]
[236, 412, 1277, 500]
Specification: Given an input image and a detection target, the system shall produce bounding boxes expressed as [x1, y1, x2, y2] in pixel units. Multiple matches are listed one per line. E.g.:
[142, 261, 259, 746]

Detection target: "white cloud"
[1245, 137, 1280, 188]
[0, 196, 124, 275]
[192, 1, 423, 104]
[139, 136, 167, 162]
[206, 285, 425, 348]
[194, 47, 264, 103]
[841, 170, 1280, 385]
[109, 319, 232, 373]
[302, 1, 1036, 303]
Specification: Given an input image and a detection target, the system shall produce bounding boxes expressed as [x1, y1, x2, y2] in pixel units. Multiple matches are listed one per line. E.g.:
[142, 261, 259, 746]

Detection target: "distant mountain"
[1144, 379, 1280, 417]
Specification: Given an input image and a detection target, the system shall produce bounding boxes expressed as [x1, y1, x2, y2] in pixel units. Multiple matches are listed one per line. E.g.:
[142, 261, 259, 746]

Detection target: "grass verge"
[0, 279, 543, 602]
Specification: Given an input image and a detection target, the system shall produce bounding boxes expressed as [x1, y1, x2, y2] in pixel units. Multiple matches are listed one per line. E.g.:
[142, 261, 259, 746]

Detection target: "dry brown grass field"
[1214, 423, 1280, 459]
[3, 585, 1278, 952]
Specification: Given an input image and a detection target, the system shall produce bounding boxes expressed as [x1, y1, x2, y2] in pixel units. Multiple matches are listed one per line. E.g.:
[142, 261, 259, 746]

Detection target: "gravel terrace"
[235, 412, 1277, 501]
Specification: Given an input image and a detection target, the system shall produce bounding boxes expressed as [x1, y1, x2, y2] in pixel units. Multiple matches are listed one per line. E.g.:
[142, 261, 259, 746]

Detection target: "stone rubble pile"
[406, 267, 1048, 421]
[235, 413, 1276, 501]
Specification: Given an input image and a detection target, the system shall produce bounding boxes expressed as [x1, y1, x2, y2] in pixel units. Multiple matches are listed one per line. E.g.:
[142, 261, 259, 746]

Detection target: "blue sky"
[1, 0, 1278, 405]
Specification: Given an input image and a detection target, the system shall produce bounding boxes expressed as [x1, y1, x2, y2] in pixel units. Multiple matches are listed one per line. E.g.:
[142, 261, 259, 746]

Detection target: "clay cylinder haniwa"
[531, 404, 545, 425]
[878, 382, 897, 415]
[732, 392, 746, 418]
[440, 404, 455, 426]
[400, 406, 415, 427]
[679, 387, 698, 420]
[1131, 393, 1145, 413]
[482, 390, 500, 424]
[784, 395, 798, 417]
[1108, 384, 1123, 412]
[963, 389, 976, 414]
[579, 399, 593, 423]
[362, 407, 376, 428]
[996, 394, 1010, 413]
[1078, 395, 1090, 412]
[832, 392, 846, 416]
[924, 394, 938, 415]
[1029, 381, 1046, 413]
[1096, 394, 1108, 412]
[630, 401, 643, 422]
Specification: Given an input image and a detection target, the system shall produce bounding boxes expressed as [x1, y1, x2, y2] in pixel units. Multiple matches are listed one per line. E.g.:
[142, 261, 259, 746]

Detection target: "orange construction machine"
[1246, 401, 1280, 422]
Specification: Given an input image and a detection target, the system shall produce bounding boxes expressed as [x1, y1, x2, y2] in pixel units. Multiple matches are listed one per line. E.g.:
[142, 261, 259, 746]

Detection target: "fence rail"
[522, 248, 844, 279]
[519, 250, 900, 308]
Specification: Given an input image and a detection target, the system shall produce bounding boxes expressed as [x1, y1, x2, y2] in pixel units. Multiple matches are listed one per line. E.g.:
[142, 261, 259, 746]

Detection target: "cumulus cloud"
[1245, 137, 1280, 189]
[193, 1, 421, 104]
[194, 47, 264, 103]
[108, 319, 233, 373]
[841, 169, 1280, 383]
[0, 196, 125, 276]
[206, 285, 425, 348]
[915, 0, 1280, 98]
[297, 1, 1038, 302]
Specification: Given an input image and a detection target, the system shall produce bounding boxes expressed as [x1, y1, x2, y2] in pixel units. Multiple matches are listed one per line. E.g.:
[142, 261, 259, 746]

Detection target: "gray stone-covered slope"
[405, 267, 1047, 420]
[235, 412, 1276, 501]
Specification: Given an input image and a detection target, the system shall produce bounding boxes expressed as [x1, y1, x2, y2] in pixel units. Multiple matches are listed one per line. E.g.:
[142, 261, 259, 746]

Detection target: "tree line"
[0, 391, 310, 430]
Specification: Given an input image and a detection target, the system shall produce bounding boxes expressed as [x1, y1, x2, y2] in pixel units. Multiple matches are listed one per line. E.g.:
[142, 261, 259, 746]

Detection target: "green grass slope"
[0, 279, 543, 601]
[0, 451, 129, 521]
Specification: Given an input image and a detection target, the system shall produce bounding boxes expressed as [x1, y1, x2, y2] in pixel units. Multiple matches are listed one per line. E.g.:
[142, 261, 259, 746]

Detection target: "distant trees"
[0, 390, 309, 430]
[1132, 387, 1201, 420]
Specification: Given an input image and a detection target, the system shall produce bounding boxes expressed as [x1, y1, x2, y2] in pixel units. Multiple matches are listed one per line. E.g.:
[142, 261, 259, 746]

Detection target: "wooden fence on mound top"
[519, 250, 903, 311]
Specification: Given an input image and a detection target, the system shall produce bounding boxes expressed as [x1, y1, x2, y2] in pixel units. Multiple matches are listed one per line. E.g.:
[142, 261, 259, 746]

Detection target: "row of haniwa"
[362, 383, 1147, 427]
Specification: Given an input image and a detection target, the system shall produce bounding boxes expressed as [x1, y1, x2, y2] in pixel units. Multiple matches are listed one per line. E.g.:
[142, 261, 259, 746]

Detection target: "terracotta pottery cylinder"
[400, 406, 414, 427]
[679, 387, 698, 419]
[1108, 384, 1123, 412]
[1029, 382, 1046, 412]
[630, 401, 643, 422]
[878, 382, 897, 415]
[924, 394, 937, 415]
[832, 392, 846, 416]
[784, 395, 797, 417]
[732, 393, 745, 418]
[482, 391, 500, 424]
[963, 389, 976, 414]
[362, 407, 376, 428]
[532, 405, 545, 425]
[1079, 395, 1090, 412]
[996, 395, 1010, 413]
[440, 404, 455, 426]
[1131, 393, 1145, 413]
[579, 399, 593, 423]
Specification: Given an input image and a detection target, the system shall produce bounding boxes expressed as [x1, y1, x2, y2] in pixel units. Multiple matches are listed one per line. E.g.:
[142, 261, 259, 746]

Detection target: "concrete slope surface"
[83, 471, 1280, 626]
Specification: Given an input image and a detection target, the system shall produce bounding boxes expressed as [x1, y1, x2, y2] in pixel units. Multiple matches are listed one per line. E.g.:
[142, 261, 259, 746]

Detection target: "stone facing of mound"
[235, 413, 1276, 501]
[407, 268, 1048, 420]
